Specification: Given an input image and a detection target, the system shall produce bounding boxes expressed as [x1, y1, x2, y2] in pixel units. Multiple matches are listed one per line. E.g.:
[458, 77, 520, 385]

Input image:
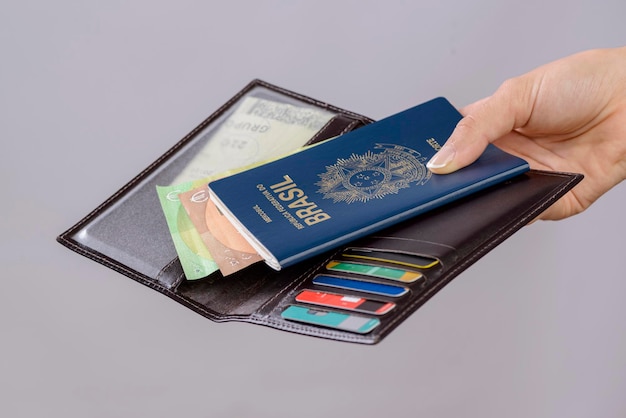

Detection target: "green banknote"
[157, 178, 220, 280]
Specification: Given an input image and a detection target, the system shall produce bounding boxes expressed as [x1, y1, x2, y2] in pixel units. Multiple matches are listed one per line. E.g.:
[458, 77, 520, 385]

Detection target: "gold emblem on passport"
[316, 143, 431, 203]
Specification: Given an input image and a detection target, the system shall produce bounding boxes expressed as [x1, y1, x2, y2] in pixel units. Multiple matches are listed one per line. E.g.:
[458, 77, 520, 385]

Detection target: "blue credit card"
[312, 275, 409, 297]
[281, 305, 380, 334]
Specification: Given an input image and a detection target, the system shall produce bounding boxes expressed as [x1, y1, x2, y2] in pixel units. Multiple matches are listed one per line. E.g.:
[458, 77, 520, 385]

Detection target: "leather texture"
[57, 80, 582, 344]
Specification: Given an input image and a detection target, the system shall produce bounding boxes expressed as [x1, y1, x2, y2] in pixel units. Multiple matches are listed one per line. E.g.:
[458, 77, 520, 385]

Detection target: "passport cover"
[56, 79, 583, 344]
[209, 97, 529, 270]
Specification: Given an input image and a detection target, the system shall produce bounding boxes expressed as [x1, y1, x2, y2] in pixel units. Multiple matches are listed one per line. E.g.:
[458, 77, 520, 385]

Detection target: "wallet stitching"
[340, 120, 359, 135]
[339, 119, 362, 136]
[256, 315, 368, 342]
[155, 258, 178, 279]
[376, 173, 581, 336]
[255, 79, 373, 122]
[307, 116, 340, 145]
[306, 118, 365, 147]
[154, 258, 185, 287]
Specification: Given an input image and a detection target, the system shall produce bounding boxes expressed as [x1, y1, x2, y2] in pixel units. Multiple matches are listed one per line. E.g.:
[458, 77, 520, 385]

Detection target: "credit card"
[281, 305, 380, 334]
[312, 275, 409, 297]
[343, 248, 439, 269]
[296, 289, 395, 315]
[326, 260, 423, 283]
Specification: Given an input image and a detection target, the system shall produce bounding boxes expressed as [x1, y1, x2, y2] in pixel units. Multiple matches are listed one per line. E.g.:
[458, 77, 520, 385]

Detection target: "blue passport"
[208, 97, 529, 270]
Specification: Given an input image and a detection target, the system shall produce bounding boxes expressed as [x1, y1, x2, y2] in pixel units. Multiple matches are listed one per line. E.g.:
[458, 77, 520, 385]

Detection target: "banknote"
[160, 96, 334, 279]
[179, 186, 262, 276]
[156, 179, 220, 280]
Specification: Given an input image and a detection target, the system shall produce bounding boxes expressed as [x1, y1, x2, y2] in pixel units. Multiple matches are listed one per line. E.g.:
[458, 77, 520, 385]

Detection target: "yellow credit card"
[342, 248, 439, 269]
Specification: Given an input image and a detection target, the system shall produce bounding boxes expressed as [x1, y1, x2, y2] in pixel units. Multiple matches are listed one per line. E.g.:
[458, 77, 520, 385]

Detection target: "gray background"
[2, 1, 625, 417]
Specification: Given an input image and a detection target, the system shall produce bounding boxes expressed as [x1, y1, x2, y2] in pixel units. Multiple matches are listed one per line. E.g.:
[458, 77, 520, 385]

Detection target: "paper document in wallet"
[208, 97, 530, 271]
[170, 96, 335, 185]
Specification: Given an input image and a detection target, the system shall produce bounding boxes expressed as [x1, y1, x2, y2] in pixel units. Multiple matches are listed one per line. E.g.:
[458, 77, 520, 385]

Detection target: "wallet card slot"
[311, 274, 413, 298]
[294, 289, 397, 316]
[280, 305, 381, 334]
[341, 247, 440, 270]
[325, 260, 424, 284]
[342, 237, 456, 270]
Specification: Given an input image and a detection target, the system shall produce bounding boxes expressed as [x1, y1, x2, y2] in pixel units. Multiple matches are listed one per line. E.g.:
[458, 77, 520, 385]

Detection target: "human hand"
[427, 47, 626, 220]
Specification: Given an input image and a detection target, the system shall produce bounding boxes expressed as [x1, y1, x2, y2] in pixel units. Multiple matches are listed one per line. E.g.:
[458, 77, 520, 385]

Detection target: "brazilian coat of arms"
[315, 143, 432, 204]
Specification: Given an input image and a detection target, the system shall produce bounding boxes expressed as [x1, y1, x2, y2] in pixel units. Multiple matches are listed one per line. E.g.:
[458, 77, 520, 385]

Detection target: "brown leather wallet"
[57, 79, 582, 344]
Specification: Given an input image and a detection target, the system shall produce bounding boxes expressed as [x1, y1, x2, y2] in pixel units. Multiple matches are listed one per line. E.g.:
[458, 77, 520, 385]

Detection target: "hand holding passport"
[202, 97, 529, 272]
[161, 97, 528, 276]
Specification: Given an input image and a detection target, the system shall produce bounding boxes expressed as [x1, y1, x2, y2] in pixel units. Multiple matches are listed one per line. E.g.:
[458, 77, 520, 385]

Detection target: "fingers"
[427, 76, 535, 174]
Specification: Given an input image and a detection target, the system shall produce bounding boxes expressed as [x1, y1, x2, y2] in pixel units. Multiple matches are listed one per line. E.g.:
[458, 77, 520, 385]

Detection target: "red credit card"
[295, 289, 395, 315]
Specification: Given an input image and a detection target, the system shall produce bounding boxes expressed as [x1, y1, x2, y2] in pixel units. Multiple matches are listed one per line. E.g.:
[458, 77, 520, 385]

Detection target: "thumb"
[427, 77, 534, 174]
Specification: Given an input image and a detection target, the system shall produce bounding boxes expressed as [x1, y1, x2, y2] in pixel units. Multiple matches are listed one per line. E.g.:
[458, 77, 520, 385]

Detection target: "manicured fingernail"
[426, 144, 456, 170]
